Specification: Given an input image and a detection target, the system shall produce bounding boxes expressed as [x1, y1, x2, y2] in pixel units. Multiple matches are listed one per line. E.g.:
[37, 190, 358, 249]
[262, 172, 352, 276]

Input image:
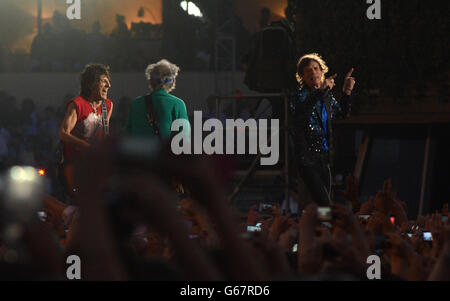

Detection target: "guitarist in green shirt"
[125, 59, 190, 141]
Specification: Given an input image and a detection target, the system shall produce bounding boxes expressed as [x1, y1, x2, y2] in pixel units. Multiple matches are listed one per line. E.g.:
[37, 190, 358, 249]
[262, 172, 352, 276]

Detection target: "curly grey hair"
[145, 59, 180, 92]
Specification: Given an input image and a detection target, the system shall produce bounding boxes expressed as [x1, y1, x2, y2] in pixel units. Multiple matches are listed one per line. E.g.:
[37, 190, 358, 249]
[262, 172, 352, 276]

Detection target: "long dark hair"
[80, 63, 111, 98]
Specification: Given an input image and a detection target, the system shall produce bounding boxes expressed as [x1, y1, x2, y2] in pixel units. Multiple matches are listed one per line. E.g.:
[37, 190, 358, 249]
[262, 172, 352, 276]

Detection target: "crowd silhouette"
[0, 136, 449, 281]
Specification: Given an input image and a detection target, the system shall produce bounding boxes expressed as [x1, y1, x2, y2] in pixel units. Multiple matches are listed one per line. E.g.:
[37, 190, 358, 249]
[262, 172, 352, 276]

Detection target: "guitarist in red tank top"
[59, 63, 114, 196]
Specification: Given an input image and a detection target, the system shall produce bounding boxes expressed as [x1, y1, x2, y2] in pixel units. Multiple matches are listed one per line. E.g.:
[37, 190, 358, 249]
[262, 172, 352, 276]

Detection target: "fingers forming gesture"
[343, 68, 356, 95]
[321, 73, 337, 91]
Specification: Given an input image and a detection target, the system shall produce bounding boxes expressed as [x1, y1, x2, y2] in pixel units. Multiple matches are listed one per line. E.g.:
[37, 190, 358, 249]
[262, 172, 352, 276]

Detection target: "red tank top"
[63, 96, 112, 162]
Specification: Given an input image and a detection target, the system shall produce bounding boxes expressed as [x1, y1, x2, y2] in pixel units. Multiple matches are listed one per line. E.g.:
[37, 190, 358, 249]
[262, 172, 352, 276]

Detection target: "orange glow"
[25, 0, 163, 27]
[236, 0, 287, 33]
[12, 0, 162, 51]
[38, 169, 46, 176]
[90, 0, 163, 33]
[11, 0, 284, 51]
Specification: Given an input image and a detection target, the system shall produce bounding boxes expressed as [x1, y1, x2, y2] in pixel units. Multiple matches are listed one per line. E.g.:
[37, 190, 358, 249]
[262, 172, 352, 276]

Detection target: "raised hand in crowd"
[247, 205, 262, 225]
[278, 219, 298, 252]
[391, 192, 408, 226]
[338, 174, 360, 211]
[428, 226, 450, 281]
[297, 203, 324, 275]
[332, 203, 370, 260]
[269, 214, 290, 242]
[385, 232, 426, 281]
[358, 196, 375, 215]
[248, 233, 291, 279]
[374, 179, 394, 216]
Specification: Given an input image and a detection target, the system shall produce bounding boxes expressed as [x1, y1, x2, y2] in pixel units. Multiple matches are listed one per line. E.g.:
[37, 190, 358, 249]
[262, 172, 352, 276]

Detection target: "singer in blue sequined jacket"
[289, 86, 351, 166]
[290, 53, 355, 205]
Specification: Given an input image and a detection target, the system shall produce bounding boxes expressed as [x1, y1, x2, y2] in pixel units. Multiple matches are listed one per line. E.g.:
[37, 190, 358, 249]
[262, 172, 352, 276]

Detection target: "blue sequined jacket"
[289, 87, 351, 166]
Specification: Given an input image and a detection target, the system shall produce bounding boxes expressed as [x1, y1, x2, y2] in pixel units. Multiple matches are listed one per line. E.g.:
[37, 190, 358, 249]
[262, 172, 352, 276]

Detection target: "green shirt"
[125, 89, 190, 140]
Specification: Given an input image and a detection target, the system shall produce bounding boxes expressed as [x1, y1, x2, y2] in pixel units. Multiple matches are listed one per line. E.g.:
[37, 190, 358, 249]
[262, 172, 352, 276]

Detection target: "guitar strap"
[144, 93, 162, 141]
[101, 100, 109, 135]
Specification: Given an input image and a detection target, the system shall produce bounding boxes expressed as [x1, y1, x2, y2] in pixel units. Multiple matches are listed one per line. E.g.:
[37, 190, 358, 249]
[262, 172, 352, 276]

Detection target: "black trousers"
[298, 155, 332, 206]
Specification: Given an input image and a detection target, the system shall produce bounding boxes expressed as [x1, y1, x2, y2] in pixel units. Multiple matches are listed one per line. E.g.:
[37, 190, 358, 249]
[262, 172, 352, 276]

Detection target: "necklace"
[89, 102, 100, 115]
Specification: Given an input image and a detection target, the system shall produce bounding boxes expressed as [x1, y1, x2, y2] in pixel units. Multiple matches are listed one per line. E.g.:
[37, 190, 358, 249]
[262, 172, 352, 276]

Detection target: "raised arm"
[330, 68, 356, 118]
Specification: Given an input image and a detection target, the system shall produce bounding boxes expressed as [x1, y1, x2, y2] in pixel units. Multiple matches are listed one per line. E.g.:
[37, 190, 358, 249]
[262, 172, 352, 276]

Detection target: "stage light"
[180, 1, 203, 18]
[390, 216, 396, 225]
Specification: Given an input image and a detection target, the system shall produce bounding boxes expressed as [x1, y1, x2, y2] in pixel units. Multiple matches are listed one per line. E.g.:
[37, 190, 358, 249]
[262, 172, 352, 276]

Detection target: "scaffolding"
[214, 0, 237, 116]
[215, 92, 293, 214]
